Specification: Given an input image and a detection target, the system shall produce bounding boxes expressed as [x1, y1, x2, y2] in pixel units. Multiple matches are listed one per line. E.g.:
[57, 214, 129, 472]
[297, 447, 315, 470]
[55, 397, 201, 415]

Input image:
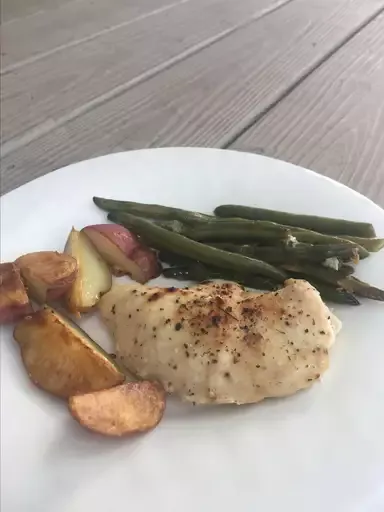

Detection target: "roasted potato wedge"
[13, 306, 124, 398]
[65, 228, 112, 313]
[68, 381, 165, 436]
[16, 251, 77, 303]
[82, 224, 161, 283]
[0, 262, 32, 324]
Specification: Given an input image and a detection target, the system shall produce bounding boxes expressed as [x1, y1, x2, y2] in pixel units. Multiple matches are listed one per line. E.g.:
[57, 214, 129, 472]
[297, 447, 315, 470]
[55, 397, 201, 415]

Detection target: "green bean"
[157, 219, 370, 258]
[209, 243, 360, 264]
[338, 276, 384, 302]
[338, 264, 355, 276]
[311, 284, 360, 305]
[155, 219, 290, 243]
[283, 264, 384, 302]
[288, 229, 370, 257]
[94, 197, 373, 257]
[281, 263, 355, 285]
[108, 212, 287, 281]
[286, 276, 360, 305]
[163, 264, 360, 305]
[214, 204, 376, 237]
[162, 266, 199, 280]
[158, 251, 193, 267]
[94, 197, 212, 223]
[162, 264, 278, 291]
[291, 227, 383, 253]
[340, 236, 384, 253]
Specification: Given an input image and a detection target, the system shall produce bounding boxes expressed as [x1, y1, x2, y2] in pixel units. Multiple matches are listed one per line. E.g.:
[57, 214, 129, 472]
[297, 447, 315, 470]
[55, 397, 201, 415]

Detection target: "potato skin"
[15, 251, 77, 303]
[65, 228, 112, 314]
[0, 262, 32, 324]
[82, 224, 160, 283]
[13, 307, 124, 398]
[68, 381, 166, 436]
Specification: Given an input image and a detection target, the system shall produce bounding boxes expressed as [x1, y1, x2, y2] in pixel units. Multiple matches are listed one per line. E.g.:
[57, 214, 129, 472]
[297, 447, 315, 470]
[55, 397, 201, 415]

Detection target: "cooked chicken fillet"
[99, 279, 341, 405]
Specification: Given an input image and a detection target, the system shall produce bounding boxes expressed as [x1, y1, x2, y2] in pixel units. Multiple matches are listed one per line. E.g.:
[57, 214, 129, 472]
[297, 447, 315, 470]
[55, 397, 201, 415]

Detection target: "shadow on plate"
[162, 385, 319, 430]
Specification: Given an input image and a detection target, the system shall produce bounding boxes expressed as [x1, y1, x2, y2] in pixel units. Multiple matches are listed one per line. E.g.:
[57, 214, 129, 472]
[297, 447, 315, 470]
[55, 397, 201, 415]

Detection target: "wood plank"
[2, 0, 384, 194]
[1, 0, 291, 148]
[1, 0, 188, 71]
[2, 0, 82, 24]
[231, 13, 384, 207]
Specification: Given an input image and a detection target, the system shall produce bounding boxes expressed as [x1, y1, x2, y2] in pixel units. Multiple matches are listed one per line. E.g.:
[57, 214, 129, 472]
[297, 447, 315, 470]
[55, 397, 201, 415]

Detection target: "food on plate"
[81, 224, 160, 283]
[94, 197, 384, 304]
[68, 381, 165, 436]
[339, 235, 384, 253]
[0, 263, 32, 324]
[99, 279, 341, 405]
[214, 204, 377, 238]
[15, 251, 78, 303]
[290, 231, 383, 253]
[107, 212, 287, 281]
[339, 276, 384, 302]
[155, 218, 380, 255]
[155, 218, 292, 243]
[157, 220, 378, 257]
[65, 228, 112, 313]
[93, 196, 384, 254]
[209, 243, 360, 265]
[93, 196, 213, 223]
[13, 306, 124, 398]
[1, 191, 381, 443]
[93, 196, 377, 238]
[162, 263, 278, 291]
[281, 263, 384, 301]
[162, 263, 360, 305]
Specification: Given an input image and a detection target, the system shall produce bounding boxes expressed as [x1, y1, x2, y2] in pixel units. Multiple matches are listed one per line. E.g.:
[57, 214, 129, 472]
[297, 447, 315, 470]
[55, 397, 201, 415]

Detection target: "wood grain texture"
[1, 0, 291, 149]
[2, 0, 384, 196]
[1, 0, 78, 23]
[232, 13, 384, 207]
[1, 0, 188, 71]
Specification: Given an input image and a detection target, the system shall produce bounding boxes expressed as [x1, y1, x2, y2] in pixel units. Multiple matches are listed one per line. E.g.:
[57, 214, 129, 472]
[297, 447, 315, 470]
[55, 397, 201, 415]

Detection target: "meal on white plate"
[1, 197, 383, 436]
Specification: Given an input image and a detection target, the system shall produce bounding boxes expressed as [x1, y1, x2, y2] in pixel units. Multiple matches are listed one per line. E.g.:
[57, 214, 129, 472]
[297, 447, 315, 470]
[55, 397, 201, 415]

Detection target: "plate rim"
[2, 147, 384, 217]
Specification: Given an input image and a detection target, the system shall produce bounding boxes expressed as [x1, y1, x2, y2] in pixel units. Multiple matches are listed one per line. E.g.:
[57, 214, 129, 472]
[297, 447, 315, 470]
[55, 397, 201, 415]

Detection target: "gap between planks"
[1, 0, 295, 159]
[230, 13, 384, 206]
[1, 0, 192, 75]
[223, 4, 384, 149]
[2, 0, 383, 195]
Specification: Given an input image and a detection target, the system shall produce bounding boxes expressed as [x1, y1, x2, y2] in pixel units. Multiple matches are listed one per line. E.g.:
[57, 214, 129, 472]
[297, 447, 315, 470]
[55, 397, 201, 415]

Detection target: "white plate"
[1, 148, 384, 512]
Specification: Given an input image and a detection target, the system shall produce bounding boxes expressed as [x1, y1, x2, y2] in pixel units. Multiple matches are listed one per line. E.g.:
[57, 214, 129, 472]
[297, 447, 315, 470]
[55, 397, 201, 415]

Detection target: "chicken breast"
[99, 279, 341, 405]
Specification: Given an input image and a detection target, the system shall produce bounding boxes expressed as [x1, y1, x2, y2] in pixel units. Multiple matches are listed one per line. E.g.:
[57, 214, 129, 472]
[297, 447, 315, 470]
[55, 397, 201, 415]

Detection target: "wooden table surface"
[2, 0, 384, 206]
